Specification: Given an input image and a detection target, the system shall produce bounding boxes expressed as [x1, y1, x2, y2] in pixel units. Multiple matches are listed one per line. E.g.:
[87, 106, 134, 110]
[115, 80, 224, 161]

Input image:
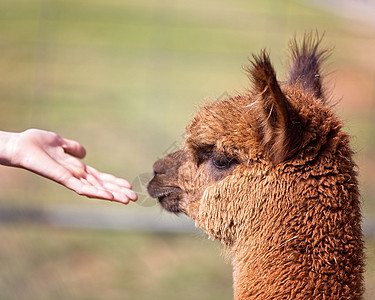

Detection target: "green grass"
[0, 225, 232, 300]
[0, 225, 374, 300]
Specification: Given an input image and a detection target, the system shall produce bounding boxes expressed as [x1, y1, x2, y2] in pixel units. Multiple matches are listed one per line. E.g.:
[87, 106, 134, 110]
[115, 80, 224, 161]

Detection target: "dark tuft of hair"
[288, 31, 331, 101]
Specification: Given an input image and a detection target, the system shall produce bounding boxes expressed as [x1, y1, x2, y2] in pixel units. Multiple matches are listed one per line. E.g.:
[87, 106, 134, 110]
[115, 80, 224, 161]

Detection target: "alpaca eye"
[211, 153, 237, 169]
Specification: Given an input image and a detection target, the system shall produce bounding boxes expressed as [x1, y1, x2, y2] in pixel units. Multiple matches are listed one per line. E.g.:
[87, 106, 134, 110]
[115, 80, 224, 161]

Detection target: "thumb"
[61, 138, 86, 159]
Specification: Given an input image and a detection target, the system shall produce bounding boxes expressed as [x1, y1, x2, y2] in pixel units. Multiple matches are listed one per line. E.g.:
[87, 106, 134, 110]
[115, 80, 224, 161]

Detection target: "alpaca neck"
[231, 237, 294, 299]
[229, 222, 363, 300]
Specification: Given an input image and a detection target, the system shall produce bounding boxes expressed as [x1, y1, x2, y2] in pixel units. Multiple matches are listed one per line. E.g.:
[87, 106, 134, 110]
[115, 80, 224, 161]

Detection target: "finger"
[110, 192, 130, 204]
[65, 164, 136, 203]
[65, 176, 135, 204]
[81, 185, 116, 201]
[102, 182, 137, 201]
[61, 138, 86, 159]
[61, 156, 87, 178]
[65, 177, 116, 201]
[120, 188, 138, 201]
[85, 173, 137, 202]
[123, 188, 138, 201]
[81, 184, 132, 204]
[107, 189, 137, 204]
[86, 166, 132, 189]
[85, 173, 105, 189]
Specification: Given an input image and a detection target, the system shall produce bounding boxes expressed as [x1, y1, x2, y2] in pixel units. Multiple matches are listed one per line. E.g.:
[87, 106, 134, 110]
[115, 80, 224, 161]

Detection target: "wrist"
[0, 131, 19, 167]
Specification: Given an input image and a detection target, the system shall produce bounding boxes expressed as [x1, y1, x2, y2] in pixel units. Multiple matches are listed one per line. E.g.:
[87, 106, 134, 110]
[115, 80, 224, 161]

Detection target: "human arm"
[0, 129, 137, 204]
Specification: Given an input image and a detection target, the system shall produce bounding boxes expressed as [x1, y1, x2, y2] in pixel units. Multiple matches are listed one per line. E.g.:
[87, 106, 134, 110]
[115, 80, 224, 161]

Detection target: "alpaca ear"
[287, 33, 328, 100]
[247, 51, 305, 165]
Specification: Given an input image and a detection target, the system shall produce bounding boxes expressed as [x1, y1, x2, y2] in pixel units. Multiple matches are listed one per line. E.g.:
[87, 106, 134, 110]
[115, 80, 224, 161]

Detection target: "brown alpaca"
[148, 34, 364, 299]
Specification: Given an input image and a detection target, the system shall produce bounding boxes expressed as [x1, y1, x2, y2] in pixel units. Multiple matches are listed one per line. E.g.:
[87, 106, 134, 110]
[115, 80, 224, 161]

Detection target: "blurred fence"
[1, 206, 375, 238]
[0, 205, 198, 233]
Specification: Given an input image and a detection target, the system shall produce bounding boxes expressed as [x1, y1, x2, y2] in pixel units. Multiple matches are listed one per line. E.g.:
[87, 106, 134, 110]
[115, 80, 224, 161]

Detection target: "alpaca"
[147, 34, 364, 299]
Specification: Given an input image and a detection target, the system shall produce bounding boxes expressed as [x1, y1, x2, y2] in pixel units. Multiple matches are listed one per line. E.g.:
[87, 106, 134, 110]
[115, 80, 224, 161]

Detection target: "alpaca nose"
[152, 150, 184, 176]
[152, 159, 166, 176]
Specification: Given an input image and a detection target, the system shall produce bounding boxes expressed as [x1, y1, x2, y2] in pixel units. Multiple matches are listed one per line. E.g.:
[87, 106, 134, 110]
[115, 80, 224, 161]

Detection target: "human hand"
[0, 129, 137, 204]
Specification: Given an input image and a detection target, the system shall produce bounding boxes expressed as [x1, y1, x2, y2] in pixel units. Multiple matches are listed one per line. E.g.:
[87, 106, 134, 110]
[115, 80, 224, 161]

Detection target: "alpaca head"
[148, 34, 355, 246]
[148, 34, 363, 298]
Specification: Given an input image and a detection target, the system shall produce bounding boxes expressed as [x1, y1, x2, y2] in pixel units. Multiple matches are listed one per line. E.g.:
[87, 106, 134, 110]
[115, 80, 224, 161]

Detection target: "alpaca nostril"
[152, 167, 159, 176]
[152, 150, 185, 177]
[152, 162, 165, 176]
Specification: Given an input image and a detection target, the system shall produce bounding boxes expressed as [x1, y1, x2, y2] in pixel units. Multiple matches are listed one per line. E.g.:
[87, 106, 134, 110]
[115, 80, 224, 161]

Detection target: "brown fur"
[148, 33, 364, 299]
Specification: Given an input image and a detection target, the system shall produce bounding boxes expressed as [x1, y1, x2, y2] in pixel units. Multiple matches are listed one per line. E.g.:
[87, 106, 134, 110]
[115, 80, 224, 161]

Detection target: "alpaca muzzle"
[147, 151, 186, 213]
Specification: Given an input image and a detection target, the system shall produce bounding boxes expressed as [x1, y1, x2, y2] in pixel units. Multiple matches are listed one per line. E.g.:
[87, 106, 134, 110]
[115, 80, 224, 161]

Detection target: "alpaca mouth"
[147, 185, 180, 199]
[147, 181, 183, 213]
[147, 179, 180, 199]
[157, 192, 183, 213]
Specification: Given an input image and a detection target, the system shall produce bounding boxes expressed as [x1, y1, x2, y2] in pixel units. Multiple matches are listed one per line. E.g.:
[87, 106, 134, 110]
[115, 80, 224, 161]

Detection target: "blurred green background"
[0, 0, 374, 299]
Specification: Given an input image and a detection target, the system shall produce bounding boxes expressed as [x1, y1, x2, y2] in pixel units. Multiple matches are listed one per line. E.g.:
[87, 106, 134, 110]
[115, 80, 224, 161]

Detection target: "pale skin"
[0, 129, 137, 204]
